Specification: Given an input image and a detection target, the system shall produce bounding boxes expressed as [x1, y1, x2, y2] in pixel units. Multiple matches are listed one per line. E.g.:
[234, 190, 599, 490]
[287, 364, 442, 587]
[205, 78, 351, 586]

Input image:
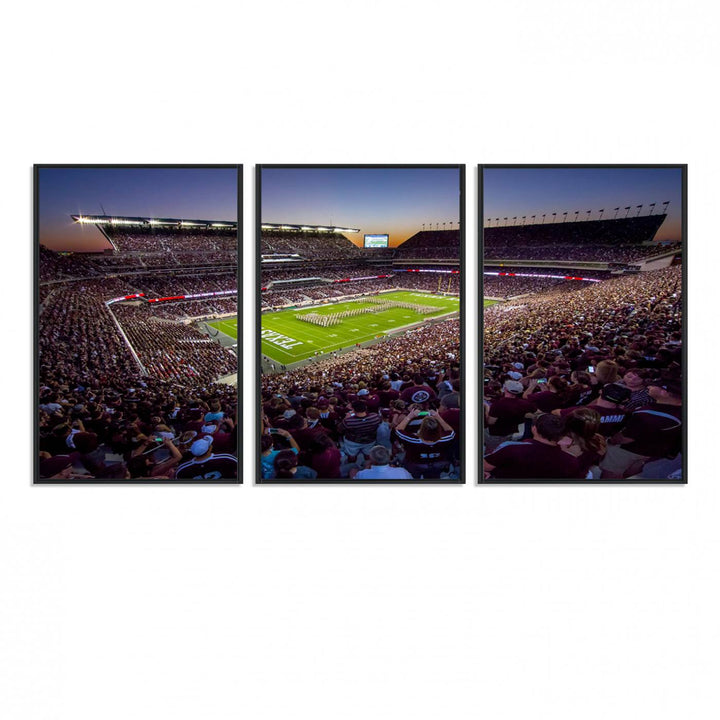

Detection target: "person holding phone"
[395, 408, 456, 479]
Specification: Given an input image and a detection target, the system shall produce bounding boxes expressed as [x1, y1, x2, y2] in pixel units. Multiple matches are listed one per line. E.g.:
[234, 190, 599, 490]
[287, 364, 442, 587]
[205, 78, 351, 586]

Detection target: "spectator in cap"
[484, 379, 535, 452]
[351, 445, 413, 479]
[600, 379, 682, 478]
[557, 382, 631, 438]
[175, 435, 237, 480]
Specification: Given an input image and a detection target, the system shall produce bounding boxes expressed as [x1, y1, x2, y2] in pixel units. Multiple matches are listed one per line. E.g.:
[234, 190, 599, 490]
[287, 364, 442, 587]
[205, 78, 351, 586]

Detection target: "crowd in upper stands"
[484, 243, 680, 264]
[483, 215, 680, 265]
[261, 231, 363, 260]
[104, 229, 237, 254]
[483, 266, 682, 480]
[38, 232, 238, 480]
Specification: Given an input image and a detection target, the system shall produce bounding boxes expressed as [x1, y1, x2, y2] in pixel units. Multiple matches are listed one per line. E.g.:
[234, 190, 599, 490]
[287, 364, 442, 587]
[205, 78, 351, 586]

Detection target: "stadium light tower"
[521, 216, 526, 225]
[443, 222, 446, 231]
[573, 211, 579, 222]
[562, 212, 568, 223]
[503, 217, 508, 225]
[512, 216, 517, 225]
[586, 210, 591, 222]
[636, 204, 643, 217]
[648, 203, 656, 215]
[551, 213, 556, 222]
[613, 207, 620, 219]
[531, 215, 536, 223]
[624, 206, 631, 218]
[598, 208, 604, 220]
[662, 201, 670, 214]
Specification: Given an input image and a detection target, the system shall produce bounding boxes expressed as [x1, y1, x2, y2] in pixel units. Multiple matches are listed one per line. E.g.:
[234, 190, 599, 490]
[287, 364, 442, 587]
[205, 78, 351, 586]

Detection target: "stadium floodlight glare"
[74, 216, 110, 224]
[210, 223, 232, 228]
[261, 222, 361, 234]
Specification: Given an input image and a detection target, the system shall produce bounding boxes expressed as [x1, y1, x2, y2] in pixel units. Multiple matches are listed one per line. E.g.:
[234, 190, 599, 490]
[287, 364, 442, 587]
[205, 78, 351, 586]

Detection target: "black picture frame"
[34, 164, 243, 484]
[479, 164, 687, 484]
[256, 164, 466, 484]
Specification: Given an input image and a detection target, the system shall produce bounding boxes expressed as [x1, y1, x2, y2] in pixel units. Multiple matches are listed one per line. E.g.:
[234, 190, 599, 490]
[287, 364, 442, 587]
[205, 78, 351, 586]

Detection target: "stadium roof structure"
[260, 222, 360, 233]
[71, 215, 237, 229]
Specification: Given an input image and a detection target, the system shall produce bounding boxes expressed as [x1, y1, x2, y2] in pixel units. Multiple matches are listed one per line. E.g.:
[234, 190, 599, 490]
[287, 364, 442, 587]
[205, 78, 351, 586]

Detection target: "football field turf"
[208, 317, 238, 340]
[261, 290, 459, 364]
[483, 299, 498, 308]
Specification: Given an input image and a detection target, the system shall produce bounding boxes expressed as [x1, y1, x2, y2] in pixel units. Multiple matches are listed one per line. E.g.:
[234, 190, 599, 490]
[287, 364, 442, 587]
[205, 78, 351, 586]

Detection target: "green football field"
[208, 317, 238, 339]
[483, 299, 498, 308]
[261, 290, 459, 364]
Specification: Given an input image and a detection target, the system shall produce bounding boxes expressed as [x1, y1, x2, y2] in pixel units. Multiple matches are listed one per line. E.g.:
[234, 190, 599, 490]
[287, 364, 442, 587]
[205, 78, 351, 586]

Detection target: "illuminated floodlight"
[75, 216, 109, 224]
[211, 223, 233, 228]
[280, 225, 296, 230]
[180, 221, 204, 227]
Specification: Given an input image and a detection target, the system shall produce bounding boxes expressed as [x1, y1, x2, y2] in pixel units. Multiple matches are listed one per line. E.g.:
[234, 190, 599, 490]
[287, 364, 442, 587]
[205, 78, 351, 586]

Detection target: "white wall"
[1, 3, 717, 720]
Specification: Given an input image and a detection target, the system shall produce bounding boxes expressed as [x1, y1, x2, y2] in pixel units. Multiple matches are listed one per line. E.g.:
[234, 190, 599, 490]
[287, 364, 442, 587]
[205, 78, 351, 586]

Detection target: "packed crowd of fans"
[483, 266, 682, 480]
[482, 275, 577, 299]
[261, 263, 393, 284]
[261, 318, 461, 480]
[38, 246, 103, 281]
[110, 305, 236, 383]
[261, 231, 363, 260]
[103, 228, 237, 254]
[132, 273, 236, 298]
[39, 377, 237, 481]
[39, 242, 239, 480]
[147, 297, 238, 320]
[394, 230, 461, 260]
[483, 215, 678, 266]
[484, 243, 679, 264]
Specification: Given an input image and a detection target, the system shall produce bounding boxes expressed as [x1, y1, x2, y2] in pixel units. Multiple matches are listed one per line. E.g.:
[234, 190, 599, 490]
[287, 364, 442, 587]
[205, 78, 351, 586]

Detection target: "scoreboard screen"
[364, 234, 389, 248]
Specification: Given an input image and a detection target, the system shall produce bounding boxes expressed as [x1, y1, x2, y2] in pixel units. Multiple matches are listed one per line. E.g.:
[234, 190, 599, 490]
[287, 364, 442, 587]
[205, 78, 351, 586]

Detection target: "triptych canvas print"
[34, 164, 685, 483]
